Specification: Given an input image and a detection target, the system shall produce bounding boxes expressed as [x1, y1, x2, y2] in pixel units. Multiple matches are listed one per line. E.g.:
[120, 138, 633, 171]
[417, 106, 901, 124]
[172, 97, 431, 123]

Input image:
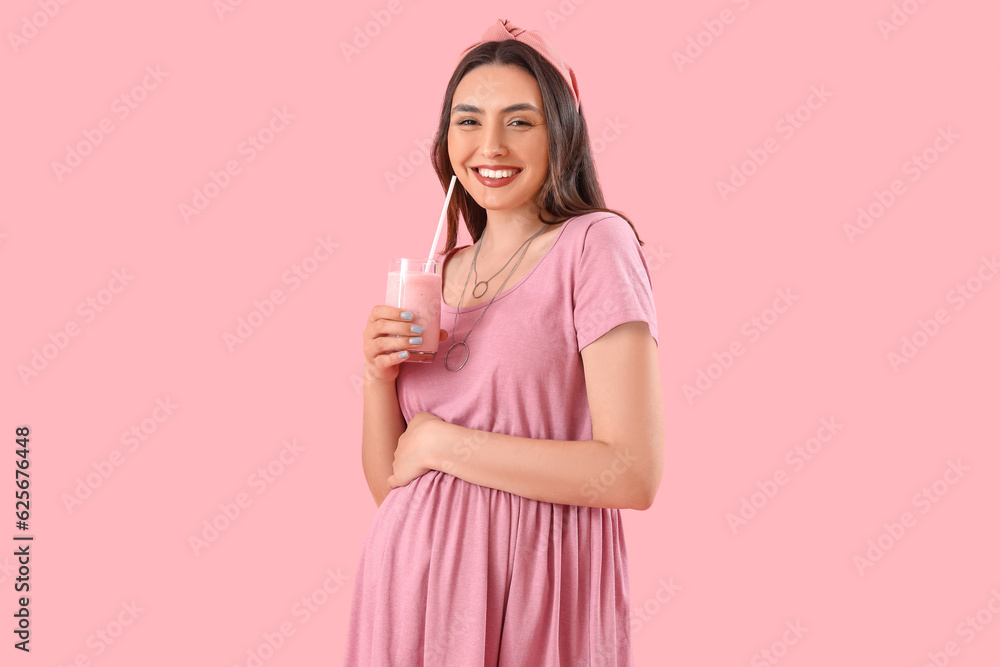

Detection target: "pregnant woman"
[347, 19, 664, 666]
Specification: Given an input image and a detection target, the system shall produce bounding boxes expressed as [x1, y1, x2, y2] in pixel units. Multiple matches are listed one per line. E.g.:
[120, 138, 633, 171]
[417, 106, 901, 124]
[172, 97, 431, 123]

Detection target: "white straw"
[427, 175, 457, 267]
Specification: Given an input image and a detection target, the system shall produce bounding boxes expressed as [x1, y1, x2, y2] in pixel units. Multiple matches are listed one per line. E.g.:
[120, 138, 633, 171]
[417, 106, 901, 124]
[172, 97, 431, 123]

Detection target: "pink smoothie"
[386, 270, 441, 360]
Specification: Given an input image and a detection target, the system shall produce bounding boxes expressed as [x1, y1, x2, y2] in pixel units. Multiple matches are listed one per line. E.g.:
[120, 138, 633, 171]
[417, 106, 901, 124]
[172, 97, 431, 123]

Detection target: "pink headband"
[459, 18, 581, 112]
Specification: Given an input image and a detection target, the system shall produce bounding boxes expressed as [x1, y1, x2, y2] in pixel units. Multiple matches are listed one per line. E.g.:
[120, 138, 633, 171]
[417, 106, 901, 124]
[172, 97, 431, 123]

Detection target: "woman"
[347, 19, 664, 666]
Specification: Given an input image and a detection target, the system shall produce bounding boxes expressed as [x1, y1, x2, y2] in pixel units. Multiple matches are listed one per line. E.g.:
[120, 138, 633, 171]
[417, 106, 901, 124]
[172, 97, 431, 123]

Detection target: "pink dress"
[345, 212, 659, 666]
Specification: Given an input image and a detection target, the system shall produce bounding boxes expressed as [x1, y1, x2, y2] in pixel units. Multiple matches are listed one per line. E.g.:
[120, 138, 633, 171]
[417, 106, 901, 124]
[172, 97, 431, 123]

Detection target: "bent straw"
[427, 175, 457, 268]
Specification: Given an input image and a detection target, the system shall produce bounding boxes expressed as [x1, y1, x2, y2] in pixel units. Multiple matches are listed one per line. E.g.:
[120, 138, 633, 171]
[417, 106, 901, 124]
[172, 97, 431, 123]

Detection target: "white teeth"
[478, 168, 518, 179]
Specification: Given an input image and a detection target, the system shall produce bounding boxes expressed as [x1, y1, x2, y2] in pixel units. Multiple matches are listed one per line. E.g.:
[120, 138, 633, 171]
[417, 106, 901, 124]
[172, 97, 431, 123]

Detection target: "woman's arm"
[360, 306, 445, 507]
[361, 374, 407, 507]
[398, 321, 664, 510]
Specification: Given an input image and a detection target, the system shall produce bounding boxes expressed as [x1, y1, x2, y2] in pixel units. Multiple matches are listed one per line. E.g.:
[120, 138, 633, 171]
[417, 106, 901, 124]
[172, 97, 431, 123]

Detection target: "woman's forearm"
[361, 374, 406, 506]
[427, 423, 658, 510]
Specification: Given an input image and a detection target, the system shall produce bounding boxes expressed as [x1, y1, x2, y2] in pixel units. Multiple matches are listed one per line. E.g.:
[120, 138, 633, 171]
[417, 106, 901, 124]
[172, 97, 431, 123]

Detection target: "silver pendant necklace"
[444, 224, 549, 372]
[470, 231, 535, 298]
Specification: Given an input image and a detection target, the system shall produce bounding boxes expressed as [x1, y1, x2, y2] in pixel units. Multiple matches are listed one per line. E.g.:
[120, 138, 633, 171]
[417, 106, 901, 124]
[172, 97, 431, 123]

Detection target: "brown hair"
[431, 40, 643, 253]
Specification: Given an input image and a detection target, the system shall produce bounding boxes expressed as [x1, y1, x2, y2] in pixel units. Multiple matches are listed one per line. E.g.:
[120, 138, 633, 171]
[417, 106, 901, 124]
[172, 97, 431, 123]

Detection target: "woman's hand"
[387, 411, 447, 489]
[362, 305, 448, 383]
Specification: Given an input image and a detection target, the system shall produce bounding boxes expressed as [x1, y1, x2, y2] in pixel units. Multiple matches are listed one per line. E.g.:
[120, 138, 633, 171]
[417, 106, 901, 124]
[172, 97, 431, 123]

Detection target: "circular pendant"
[444, 341, 470, 371]
[472, 281, 489, 298]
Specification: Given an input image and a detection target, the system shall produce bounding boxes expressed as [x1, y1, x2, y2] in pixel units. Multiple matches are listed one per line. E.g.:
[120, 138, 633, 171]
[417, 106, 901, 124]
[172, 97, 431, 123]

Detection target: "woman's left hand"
[387, 411, 446, 489]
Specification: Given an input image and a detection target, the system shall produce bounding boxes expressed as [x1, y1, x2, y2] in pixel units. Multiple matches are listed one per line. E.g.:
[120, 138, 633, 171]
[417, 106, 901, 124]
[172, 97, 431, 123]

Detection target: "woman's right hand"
[362, 306, 447, 383]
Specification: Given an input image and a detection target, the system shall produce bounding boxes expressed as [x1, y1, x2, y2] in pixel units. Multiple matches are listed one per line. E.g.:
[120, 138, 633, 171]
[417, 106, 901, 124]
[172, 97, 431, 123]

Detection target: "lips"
[471, 166, 523, 187]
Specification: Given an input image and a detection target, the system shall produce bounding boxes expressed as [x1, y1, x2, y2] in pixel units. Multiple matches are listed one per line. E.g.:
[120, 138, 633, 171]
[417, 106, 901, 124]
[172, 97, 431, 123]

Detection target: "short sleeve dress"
[344, 211, 659, 666]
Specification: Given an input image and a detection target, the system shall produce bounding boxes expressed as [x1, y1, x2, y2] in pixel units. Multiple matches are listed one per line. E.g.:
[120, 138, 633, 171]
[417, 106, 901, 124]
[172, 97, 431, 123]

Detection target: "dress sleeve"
[572, 215, 659, 351]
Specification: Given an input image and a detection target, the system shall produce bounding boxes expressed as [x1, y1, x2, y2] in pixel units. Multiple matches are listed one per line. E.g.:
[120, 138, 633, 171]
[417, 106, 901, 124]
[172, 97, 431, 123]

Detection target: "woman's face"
[448, 64, 549, 218]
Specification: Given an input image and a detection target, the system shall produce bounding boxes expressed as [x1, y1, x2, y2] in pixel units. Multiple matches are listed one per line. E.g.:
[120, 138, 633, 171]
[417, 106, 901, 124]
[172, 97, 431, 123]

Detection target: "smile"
[472, 167, 523, 187]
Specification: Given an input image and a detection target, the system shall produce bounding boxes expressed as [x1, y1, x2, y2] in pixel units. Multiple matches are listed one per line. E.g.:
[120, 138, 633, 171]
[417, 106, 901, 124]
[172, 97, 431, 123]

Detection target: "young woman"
[347, 19, 664, 666]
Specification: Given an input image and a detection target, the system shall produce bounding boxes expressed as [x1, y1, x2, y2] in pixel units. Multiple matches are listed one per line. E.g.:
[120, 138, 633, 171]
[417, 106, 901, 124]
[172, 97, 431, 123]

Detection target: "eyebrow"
[451, 103, 542, 115]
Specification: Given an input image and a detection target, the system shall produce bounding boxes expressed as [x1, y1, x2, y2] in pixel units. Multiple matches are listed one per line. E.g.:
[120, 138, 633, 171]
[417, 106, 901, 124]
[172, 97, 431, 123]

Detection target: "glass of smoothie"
[385, 258, 441, 362]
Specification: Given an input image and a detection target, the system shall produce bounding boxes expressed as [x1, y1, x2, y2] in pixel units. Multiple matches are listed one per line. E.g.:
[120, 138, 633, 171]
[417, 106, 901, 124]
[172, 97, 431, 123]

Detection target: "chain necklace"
[444, 224, 549, 372]
[470, 230, 536, 298]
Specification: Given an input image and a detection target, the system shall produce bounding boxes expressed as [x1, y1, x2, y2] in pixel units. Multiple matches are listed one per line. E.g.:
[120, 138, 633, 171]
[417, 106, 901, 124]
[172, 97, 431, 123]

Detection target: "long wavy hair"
[431, 40, 643, 253]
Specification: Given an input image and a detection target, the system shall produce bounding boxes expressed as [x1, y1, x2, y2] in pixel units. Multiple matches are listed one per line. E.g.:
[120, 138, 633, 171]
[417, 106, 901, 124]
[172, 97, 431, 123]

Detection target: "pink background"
[3, 1, 998, 665]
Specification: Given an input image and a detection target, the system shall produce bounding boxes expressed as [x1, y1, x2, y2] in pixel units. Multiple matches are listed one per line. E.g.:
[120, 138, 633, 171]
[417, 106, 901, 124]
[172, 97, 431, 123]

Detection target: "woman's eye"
[454, 118, 533, 127]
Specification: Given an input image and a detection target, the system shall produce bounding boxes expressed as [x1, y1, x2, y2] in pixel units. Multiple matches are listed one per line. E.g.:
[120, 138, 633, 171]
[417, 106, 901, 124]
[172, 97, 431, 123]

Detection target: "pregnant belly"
[369, 470, 618, 570]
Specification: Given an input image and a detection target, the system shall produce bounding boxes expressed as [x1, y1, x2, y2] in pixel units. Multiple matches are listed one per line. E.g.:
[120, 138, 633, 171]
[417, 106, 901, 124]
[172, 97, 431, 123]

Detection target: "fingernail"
[408, 337, 422, 345]
[401, 311, 413, 320]
[410, 324, 424, 334]
[398, 350, 409, 359]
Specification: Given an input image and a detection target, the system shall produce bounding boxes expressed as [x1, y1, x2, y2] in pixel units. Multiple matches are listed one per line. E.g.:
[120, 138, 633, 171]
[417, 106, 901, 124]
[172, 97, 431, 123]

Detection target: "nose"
[480, 119, 507, 158]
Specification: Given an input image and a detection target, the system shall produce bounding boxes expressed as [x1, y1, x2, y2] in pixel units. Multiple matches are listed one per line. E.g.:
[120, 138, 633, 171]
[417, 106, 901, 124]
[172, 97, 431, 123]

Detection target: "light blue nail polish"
[410, 324, 424, 334]
[408, 337, 422, 345]
[398, 350, 409, 359]
[401, 311, 413, 320]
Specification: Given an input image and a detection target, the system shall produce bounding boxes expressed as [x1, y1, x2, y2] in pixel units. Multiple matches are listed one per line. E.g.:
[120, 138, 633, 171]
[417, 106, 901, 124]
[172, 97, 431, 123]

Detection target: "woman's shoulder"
[434, 243, 471, 264]
[561, 210, 637, 247]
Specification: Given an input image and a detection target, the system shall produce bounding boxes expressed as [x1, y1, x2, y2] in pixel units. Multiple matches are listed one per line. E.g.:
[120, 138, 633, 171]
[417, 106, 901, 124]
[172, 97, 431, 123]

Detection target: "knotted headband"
[459, 18, 581, 112]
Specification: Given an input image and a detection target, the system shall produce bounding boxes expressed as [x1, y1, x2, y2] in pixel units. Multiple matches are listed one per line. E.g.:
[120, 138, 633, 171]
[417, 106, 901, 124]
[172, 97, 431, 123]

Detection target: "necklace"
[470, 231, 537, 298]
[444, 224, 549, 372]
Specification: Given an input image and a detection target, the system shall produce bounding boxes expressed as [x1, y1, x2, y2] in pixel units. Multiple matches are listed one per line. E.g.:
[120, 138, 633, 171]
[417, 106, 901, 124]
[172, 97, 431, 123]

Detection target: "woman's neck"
[480, 207, 551, 258]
